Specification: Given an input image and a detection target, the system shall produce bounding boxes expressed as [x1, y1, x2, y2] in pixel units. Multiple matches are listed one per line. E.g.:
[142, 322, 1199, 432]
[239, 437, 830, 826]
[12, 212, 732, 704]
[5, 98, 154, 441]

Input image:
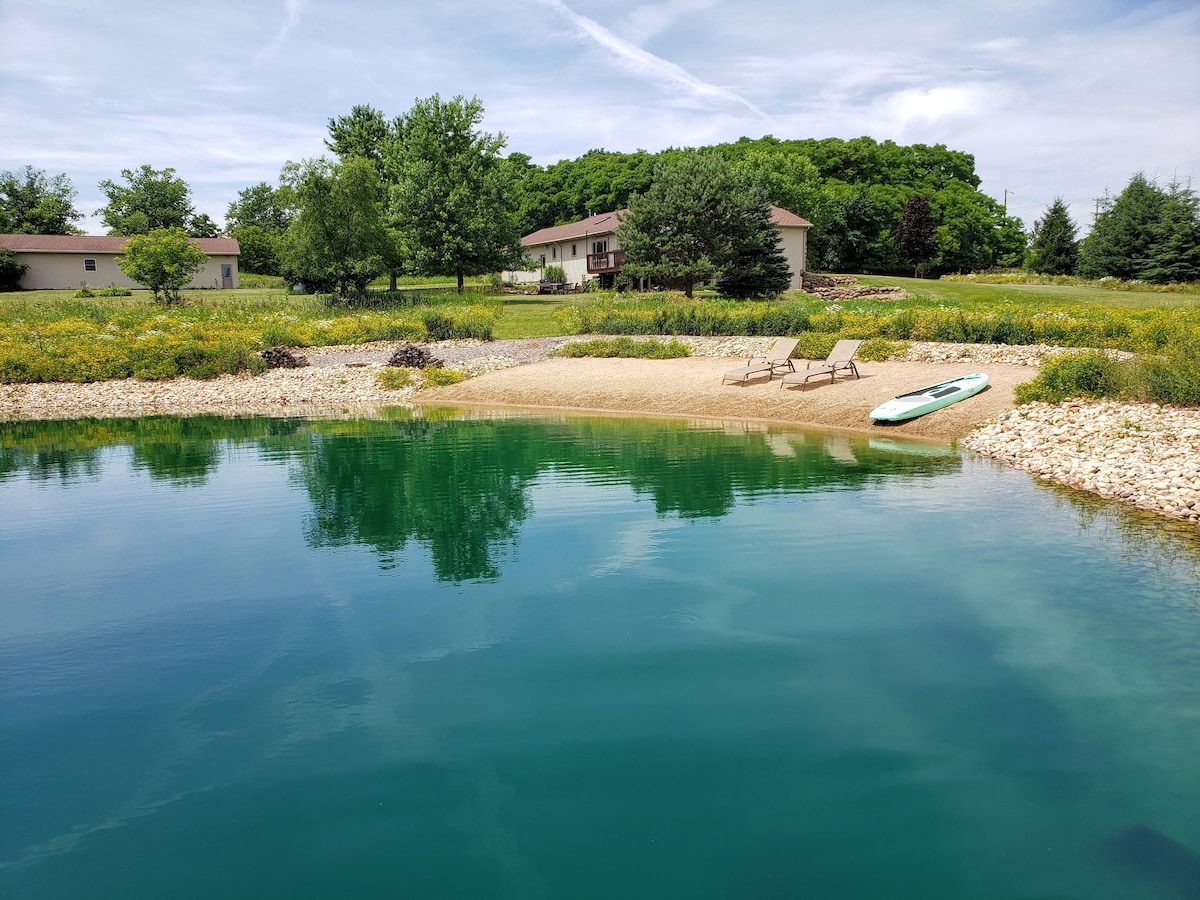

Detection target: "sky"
[2, 0, 1198, 237]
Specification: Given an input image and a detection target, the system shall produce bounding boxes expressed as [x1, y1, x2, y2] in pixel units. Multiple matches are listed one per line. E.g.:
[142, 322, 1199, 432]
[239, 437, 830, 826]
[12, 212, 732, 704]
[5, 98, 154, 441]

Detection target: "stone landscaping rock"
[260, 346, 309, 369]
[387, 343, 443, 369]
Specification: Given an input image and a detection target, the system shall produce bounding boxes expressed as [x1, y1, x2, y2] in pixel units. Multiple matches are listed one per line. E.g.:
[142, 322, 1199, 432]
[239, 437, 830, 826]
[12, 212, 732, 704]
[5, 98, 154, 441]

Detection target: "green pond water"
[1, 411, 1198, 899]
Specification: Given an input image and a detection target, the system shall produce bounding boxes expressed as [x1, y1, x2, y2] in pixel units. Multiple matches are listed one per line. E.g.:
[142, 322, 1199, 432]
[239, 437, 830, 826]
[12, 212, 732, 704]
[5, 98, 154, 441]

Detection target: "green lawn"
[858, 275, 1200, 310]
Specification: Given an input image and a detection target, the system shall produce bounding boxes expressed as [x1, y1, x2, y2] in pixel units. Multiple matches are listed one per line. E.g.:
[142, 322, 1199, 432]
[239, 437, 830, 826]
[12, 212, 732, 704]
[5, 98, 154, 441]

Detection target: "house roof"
[520, 205, 811, 247]
[769, 206, 813, 228]
[521, 211, 627, 247]
[0, 234, 240, 255]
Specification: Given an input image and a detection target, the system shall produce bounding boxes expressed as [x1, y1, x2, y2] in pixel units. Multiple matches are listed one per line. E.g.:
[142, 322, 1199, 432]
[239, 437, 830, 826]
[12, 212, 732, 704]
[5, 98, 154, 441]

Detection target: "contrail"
[255, 0, 308, 67]
[536, 0, 768, 118]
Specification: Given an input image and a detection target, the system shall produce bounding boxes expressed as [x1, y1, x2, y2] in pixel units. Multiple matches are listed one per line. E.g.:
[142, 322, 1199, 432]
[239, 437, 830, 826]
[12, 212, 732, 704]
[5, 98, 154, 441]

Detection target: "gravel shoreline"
[2, 336, 1197, 526]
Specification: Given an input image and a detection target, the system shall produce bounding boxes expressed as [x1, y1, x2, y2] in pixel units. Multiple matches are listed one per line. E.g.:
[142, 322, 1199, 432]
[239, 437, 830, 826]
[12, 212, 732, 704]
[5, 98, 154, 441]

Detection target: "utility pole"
[1003, 189, 1008, 214]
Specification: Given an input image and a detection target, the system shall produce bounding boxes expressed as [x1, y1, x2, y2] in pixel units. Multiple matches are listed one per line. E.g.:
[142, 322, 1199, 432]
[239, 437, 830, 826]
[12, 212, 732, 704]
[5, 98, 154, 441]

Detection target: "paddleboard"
[870, 373, 989, 422]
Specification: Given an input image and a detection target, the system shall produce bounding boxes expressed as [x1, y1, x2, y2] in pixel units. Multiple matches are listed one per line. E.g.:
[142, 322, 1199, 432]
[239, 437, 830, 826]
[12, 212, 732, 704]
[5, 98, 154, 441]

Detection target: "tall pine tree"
[717, 200, 792, 298]
[1140, 179, 1200, 284]
[1077, 173, 1165, 280]
[1026, 197, 1078, 275]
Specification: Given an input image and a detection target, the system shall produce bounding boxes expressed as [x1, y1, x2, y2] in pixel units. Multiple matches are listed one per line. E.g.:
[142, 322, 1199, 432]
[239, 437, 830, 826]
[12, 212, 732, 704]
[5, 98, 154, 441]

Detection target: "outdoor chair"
[780, 339, 863, 389]
[722, 337, 800, 385]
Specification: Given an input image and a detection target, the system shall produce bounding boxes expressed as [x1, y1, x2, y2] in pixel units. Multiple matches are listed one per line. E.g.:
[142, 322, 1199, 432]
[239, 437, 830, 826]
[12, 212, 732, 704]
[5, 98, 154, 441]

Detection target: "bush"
[376, 367, 415, 390]
[73, 283, 96, 298]
[0, 248, 28, 291]
[543, 265, 567, 284]
[420, 366, 464, 387]
[1014, 351, 1128, 403]
[1130, 334, 1200, 406]
[96, 285, 132, 297]
[554, 337, 690, 359]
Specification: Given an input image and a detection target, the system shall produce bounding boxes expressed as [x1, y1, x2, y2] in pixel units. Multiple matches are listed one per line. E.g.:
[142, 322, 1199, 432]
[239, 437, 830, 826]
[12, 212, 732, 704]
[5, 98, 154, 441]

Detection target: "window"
[540, 255, 546, 267]
[84, 258, 97, 271]
[592, 240, 608, 254]
[571, 244, 577, 256]
[552, 246, 557, 259]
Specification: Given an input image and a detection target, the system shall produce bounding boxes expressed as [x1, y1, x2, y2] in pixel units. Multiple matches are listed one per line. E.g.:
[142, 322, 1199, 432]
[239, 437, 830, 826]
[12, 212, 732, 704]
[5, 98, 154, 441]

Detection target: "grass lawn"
[858, 274, 1199, 310]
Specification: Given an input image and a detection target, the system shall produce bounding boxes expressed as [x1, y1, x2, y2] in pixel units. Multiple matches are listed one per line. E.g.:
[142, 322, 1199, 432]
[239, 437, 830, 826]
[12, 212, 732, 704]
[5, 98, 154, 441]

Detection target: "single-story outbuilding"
[0, 234, 241, 291]
[504, 206, 812, 291]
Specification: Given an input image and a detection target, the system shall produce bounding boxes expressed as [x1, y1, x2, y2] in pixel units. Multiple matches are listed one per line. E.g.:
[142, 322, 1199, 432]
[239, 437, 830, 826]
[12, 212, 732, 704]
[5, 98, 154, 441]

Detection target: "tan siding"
[13, 251, 239, 291]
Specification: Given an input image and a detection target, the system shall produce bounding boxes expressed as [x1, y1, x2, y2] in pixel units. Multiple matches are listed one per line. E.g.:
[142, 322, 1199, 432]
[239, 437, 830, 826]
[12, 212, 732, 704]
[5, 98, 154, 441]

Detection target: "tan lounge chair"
[722, 337, 800, 385]
[780, 339, 862, 389]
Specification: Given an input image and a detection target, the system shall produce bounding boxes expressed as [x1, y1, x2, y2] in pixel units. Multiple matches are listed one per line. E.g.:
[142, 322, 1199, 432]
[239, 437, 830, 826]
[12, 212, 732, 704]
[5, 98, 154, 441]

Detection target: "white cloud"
[534, 0, 768, 117]
[0, 0, 1196, 238]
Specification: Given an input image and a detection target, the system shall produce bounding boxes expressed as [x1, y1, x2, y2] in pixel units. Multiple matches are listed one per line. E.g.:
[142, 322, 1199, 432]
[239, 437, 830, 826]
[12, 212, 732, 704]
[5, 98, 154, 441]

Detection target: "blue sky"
[2, 0, 1198, 236]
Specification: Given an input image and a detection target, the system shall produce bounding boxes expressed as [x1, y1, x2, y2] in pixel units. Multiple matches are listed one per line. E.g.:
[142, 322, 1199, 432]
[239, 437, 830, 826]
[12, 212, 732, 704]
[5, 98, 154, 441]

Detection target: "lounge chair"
[780, 339, 862, 389]
[722, 337, 800, 385]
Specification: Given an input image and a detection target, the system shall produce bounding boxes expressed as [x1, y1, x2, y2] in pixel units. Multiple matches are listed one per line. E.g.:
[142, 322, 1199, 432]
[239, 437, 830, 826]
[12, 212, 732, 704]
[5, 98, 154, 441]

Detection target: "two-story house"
[505, 206, 811, 291]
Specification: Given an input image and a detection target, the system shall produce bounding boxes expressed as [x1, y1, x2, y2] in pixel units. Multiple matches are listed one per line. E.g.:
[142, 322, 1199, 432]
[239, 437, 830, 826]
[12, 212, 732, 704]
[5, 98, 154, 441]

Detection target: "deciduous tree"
[226, 182, 294, 275]
[98, 165, 209, 236]
[280, 157, 393, 295]
[0, 166, 83, 234]
[0, 248, 29, 290]
[117, 227, 208, 304]
[387, 95, 525, 293]
[893, 194, 939, 276]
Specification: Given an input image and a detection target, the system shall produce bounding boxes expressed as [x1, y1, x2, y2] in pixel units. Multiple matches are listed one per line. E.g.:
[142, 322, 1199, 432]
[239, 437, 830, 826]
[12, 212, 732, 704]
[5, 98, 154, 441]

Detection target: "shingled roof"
[520, 206, 811, 247]
[0, 234, 240, 254]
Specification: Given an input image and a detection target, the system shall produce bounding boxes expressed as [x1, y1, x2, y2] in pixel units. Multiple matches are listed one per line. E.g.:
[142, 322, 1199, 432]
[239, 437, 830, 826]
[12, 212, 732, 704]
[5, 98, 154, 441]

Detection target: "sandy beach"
[422, 355, 1030, 444]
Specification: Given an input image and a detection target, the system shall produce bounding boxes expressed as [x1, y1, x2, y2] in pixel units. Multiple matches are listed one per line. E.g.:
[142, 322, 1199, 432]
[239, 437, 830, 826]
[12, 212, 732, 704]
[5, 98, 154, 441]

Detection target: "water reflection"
[0, 413, 969, 583]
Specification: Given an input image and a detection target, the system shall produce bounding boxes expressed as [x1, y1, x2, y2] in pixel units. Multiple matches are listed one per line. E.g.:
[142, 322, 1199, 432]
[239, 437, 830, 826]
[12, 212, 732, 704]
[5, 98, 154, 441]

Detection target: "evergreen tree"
[892, 194, 938, 276]
[1026, 197, 1078, 275]
[1077, 173, 1165, 280]
[1140, 179, 1200, 284]
[717, 199, 792, 298]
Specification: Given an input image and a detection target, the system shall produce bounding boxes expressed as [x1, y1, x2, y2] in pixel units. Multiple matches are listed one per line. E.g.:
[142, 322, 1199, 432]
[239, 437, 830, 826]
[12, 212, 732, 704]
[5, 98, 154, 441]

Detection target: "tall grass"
[0, 290, 496, 383]
[557, 293, 1199, 355]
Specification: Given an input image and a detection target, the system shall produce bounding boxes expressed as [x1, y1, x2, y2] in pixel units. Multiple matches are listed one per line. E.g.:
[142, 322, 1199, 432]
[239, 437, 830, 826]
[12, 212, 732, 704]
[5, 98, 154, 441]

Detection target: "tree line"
[4, 95, 1198, 294]
[1026, 174, 1200, 283]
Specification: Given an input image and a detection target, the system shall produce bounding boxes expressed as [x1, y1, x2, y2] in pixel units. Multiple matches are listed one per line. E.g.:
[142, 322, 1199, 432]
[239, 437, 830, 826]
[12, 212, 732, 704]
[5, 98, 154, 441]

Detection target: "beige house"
[505, 206, 811, 291]
[0, 234, 241, 291]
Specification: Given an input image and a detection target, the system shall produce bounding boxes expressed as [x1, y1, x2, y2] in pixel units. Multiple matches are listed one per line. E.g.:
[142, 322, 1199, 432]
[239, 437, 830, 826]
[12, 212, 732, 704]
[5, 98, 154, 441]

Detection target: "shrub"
[73, 283, 96, 298]
[543, 265, 567, 284]
[96, 285, 133, 297]
[420, 366, 465, 387]
[376, 367, 415, 390]
[554, 337, 690, 359]
[1014, 351, 1128, 403]
[858, 337, 908, 361]
[0, 248, 27, 291]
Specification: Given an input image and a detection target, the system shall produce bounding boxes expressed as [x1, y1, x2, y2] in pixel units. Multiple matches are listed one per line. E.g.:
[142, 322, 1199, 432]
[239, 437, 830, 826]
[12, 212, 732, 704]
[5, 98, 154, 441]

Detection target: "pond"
[2, 411, 1198, 899]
